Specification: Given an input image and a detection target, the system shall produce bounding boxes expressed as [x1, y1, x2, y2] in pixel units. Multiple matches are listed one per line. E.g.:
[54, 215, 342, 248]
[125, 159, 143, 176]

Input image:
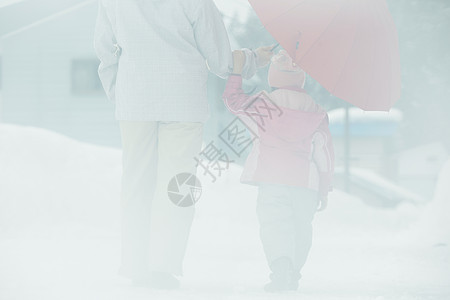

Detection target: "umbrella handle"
[296, 32, 302, 50]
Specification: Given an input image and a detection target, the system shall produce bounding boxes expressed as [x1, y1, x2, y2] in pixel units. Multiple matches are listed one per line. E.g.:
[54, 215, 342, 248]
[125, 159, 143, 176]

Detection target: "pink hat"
[268, 50, 306, 89]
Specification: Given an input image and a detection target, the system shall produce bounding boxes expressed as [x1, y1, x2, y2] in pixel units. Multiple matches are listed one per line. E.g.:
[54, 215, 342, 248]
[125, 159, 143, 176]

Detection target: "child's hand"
[232, 50, 246, 74]
[317, 196, 328, 212]
[255, 45, 276, 68]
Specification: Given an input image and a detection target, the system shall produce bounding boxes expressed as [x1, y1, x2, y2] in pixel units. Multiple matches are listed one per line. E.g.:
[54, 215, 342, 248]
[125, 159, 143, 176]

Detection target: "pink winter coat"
[223, 75, 334, 197]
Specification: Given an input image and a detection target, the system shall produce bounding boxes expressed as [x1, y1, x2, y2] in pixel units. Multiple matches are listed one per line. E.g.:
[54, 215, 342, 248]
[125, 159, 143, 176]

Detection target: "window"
[71, 58, 102, 96]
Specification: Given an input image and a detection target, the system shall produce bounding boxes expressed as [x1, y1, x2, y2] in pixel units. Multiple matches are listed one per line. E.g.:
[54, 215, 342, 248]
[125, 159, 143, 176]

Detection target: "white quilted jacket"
[94, 0, 256, 122]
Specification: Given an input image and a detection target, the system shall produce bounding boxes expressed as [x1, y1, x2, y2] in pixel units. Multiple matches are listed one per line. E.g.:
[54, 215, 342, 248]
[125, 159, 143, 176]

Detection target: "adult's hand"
[255, 45, 276, 68]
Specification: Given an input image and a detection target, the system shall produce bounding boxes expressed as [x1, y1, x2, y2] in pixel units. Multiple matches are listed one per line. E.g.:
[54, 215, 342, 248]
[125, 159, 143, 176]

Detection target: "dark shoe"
[264, 257, 301, 292]
[133, 272, 180, 290]
[287, 272, 301, 291]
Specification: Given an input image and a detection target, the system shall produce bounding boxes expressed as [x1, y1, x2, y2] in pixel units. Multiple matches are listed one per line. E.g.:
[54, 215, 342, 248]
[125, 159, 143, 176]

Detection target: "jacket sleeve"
[94, 0, 119, 101]
[192, 0, 232, 79]
[312, 115, 335, 198]
[222, 75, 271, 117]
[240, 49, 258, 80]
[192, 0, 257, 80]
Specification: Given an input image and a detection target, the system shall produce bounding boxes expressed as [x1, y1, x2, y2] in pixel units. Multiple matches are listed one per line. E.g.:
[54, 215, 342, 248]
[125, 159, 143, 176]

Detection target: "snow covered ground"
[0, 124, 449, 300]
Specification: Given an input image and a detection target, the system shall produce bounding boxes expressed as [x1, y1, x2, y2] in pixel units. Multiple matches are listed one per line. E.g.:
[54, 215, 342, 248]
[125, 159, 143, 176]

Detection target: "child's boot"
[264, 257, 298, 292]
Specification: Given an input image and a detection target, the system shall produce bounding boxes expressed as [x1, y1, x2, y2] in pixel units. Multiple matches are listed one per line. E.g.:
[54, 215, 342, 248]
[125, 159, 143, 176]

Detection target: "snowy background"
[0, 124, 449, 300]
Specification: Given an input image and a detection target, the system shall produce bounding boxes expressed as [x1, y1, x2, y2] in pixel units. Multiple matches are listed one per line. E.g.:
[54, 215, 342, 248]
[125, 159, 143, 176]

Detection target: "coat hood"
[259, 89, 328, 151]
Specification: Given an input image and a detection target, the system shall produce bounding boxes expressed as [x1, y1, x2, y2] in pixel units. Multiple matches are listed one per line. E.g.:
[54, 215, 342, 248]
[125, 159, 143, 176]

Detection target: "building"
[0, 0, 119, 147]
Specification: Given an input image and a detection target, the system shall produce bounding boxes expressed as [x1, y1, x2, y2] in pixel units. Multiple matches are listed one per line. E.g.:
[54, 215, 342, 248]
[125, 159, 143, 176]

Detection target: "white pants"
[256, 184, 318, 273]
[119, 121, 203, 278]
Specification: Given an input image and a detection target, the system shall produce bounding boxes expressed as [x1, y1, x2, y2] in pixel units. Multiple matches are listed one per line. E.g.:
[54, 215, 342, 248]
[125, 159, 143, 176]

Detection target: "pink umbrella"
[248, 0, 401, 111]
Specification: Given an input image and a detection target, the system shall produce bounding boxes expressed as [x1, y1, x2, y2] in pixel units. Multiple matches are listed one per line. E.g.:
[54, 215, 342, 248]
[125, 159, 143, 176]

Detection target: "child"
[223, 50, 334, 292]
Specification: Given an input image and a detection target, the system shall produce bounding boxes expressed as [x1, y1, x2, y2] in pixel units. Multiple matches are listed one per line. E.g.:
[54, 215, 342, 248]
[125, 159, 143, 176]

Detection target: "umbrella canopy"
[248, 0, 401, 111]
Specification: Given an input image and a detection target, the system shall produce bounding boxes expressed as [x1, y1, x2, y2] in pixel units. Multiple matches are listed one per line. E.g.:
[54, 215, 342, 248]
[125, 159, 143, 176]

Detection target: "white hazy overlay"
[0, 124, 449, 300]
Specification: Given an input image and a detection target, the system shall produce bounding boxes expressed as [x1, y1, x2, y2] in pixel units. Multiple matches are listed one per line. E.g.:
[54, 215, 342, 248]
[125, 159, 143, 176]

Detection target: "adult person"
[94, 0, 273, 290]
